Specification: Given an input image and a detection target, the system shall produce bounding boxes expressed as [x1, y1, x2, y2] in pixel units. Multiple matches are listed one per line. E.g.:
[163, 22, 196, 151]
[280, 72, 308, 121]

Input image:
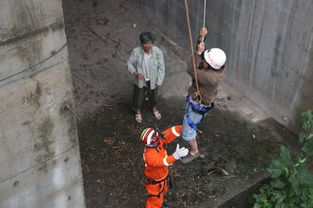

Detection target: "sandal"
[135, 113, 142, 124]
[153, 111, 162, 120]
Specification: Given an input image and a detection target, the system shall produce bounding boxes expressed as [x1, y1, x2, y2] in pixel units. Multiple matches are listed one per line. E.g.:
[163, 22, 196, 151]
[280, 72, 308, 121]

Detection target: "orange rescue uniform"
[143, 125, 182, 208]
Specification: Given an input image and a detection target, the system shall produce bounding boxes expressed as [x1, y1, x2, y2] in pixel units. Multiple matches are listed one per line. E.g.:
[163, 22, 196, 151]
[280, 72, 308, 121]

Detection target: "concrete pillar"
[0, 0, 85, 207]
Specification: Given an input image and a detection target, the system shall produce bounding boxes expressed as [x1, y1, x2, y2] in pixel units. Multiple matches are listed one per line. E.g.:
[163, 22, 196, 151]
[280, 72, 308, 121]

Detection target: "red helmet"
[141, 128, 160, 147]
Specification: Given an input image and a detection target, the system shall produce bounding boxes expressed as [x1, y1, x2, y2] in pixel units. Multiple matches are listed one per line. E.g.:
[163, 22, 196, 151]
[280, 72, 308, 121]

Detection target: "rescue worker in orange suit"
[141, 125, 189, 208]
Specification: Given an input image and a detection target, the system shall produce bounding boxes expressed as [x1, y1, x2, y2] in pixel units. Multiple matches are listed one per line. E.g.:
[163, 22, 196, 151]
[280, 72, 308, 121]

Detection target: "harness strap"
[185, 96, 214, 131]
[145, 175, 171, 198]
[147, 182, 164, 198]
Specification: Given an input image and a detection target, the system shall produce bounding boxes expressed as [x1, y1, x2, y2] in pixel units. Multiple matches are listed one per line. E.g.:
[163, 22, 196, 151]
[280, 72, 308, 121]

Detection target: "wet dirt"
[77, 97, 297, 208]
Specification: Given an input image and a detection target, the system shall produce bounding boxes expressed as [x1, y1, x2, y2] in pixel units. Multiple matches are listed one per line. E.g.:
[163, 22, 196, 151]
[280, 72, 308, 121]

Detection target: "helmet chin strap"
[153, 126, 165, 140]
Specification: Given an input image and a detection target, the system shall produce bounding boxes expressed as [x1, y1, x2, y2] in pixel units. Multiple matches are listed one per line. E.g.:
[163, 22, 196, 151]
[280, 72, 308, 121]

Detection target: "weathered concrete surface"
[128, 0, 313, 133]
[0, 0, 85, 207]
[0, 0, 66, 84]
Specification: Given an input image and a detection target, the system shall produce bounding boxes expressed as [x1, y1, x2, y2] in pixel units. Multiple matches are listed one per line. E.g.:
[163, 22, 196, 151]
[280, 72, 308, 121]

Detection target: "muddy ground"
[62, 0, 298, 207]
[77, 97, 297, 208]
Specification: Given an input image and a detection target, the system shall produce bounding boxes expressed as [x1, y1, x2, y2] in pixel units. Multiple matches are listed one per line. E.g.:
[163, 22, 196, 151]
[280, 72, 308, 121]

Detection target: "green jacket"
[127, 46, 165, 89]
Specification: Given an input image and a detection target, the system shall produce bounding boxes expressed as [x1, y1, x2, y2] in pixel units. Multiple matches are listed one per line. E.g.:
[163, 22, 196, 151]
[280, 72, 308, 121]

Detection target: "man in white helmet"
[181, 27, 227, 164]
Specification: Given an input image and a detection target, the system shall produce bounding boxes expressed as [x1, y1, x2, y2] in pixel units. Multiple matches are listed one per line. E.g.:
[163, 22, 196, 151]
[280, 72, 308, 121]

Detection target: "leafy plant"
[253, 110, 313, 208]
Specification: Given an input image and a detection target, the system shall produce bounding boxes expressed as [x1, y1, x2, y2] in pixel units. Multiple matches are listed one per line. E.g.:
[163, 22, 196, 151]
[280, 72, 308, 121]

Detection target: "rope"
[201, 0, 207, 42]
[183, 0, 202, 102]
[203, 0, 207, 28]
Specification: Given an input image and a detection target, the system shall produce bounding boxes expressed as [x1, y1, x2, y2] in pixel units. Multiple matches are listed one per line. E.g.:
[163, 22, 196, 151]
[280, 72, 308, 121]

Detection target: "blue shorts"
[182, 103, 204, 141]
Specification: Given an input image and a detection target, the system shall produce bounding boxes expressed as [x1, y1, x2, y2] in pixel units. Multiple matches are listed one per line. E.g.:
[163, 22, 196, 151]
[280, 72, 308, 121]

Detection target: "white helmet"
[204, 48, 226, 70]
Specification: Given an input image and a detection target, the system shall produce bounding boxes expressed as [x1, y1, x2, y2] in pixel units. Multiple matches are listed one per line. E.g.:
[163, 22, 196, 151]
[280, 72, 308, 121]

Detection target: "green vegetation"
[253, 110, 313, 208]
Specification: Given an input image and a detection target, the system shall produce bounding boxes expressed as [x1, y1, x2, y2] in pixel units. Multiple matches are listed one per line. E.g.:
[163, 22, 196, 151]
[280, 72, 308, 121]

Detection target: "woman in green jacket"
[127, 32, 165, 123]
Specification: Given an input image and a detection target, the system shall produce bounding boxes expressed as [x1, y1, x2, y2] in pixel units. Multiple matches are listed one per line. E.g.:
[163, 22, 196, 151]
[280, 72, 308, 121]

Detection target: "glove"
[173, 144, 189, 160]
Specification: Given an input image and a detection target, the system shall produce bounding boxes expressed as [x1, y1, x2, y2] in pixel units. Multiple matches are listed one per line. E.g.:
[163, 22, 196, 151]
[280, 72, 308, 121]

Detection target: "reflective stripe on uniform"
[171, 126, 180, 137]
[143, 153, 148, 167]
[163, 156, 170, 166]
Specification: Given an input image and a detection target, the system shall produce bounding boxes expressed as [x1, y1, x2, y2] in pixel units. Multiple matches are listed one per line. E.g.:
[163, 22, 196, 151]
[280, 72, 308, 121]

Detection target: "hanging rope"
[203, 0, 207, 28]
[201, 0, 207, 42]
[183, 0, 202, 102]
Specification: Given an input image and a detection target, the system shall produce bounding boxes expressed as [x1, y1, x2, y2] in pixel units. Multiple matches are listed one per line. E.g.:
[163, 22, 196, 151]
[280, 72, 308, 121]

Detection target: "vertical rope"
[184, 0, 202, 101]
[201, 0, 207, 42]
[203, 0, 207, 28]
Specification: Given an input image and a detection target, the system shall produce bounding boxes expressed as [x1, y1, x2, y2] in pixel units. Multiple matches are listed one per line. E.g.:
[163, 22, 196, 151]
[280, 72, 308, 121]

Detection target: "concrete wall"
[129, 0, 313, 133]
[0, 0, 85, 207]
